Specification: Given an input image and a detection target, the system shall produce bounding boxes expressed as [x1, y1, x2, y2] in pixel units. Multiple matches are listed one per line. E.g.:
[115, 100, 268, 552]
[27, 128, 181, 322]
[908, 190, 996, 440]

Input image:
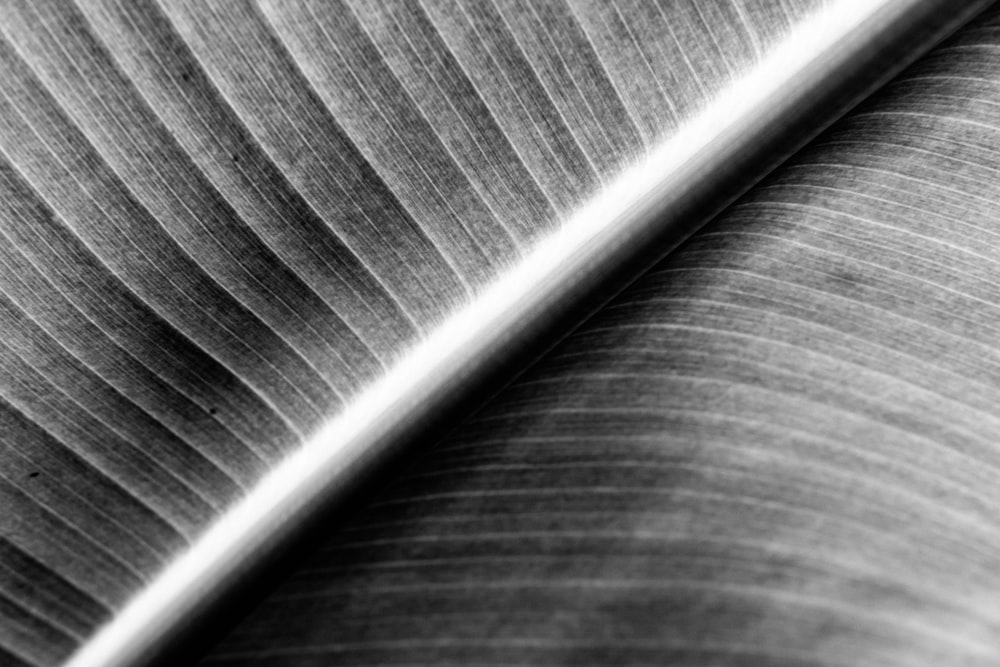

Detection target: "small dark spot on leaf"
[209, 407, 218, 416]
[824, 268, 868, 294]
[27, 472, 39, 479]
[180, 72, 191, 83]
[231, 154, 240, 163]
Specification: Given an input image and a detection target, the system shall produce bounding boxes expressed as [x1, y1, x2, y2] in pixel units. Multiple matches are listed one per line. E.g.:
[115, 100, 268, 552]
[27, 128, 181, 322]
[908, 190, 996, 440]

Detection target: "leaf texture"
[205, 7, 1000, 666]
[0, 1, 989, 666]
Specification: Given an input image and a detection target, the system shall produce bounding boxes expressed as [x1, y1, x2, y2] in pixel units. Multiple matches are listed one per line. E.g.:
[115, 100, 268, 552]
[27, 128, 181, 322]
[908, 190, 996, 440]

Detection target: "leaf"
[206, 7, 1000, 666]
[0, 1, 988, 666]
